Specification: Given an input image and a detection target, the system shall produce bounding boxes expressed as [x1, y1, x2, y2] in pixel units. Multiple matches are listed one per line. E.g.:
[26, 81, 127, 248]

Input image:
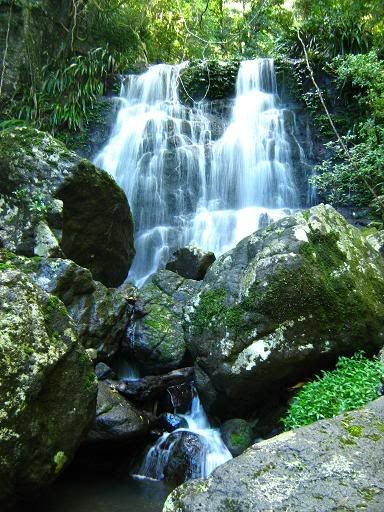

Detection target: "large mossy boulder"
[164, 397, 384, 512]
[0, 251, 136, 361]
[0, 127, 135, 287]
[186, 204, 384, 417]
[127, 270, 199, 374]
[0, 269, 97, 509]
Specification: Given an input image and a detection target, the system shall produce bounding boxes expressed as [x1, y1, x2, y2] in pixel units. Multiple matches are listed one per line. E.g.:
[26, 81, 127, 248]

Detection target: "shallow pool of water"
[31, 473, 173, 512]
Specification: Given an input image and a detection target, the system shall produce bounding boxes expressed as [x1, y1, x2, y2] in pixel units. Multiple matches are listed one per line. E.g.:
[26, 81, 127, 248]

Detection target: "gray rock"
[164, 398, 384, 512]
[0, 269, 97, 508]
[220, 419, 254, 456]
[1, 253, 136, 361]
[185, 204, 384, 417]
[166, 246, 216, 281]
[127, 270, 200, 374]
[34, 220, 64, 258]
[87, 381, 152, 443]
[0, 127, 135, 287]
[95, 362, 116, 381]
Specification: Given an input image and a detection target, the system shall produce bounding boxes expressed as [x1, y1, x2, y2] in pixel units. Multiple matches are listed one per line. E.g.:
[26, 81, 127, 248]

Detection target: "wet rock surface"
[158, 413, 188, 433]
[164, 398, 384, 512]
[117, 367, 194, 403]
[166, 246, 216, 281]
[162, 431, 207, 485]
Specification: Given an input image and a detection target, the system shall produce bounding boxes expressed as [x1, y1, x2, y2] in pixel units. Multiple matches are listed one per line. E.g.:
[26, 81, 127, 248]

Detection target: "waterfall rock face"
[163, 397, 384, 512]
[0, 127, 135, 287]
[185, 204, 384, 417]
[0, 269, 97, 509]
[96, 59, 310, 286]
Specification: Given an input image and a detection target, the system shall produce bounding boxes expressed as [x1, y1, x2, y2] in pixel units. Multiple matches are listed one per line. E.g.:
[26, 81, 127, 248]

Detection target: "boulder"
[186, 204, 384, 417]
[220, 419, 254, 456]
[0, 127, 135, 287]
[162, 431, 207, 484]
[163, 397, 384, 512]
[87, 381, 152, 443]
[0, 269, 97, 509]
[117, 367, 194, 403]
[127, 270, 200, 374]
[0, 251, 136, 361]
[95, 362, 117, 381]
[166, 246, 216, 281]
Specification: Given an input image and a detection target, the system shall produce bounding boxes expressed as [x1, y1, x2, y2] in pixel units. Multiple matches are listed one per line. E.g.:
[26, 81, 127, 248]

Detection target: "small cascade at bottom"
[133, 390, 232, 482]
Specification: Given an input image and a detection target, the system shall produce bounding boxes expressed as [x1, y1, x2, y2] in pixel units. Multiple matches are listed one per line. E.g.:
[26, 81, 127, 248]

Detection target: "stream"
[33, 58, 311, 511]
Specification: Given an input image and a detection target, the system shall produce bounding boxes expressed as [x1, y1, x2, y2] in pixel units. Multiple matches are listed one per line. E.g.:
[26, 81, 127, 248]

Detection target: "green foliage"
[12, 47, 125, 132]
[289, 0, 384, 61]
[311, 128, 384, 214]
[282, 352, 384, 430]
[310, 52, 384, 216]
[330, 51, 384, 123]
[0, 120, 29, 131]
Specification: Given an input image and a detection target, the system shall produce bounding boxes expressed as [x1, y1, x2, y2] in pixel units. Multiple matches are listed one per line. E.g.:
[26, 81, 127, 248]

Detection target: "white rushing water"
[133, 391, 232, 481]
[95, 58, 304, 286]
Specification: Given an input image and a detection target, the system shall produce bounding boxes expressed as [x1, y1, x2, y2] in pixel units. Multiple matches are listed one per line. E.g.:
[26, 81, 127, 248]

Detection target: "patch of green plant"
[10, 47, 126, 133]
[282, 352, 384, 430]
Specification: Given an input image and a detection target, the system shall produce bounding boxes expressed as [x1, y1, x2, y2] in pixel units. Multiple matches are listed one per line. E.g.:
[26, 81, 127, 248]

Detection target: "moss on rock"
[0, 268, 97, 508]
[0, 126, 134, 287]
[179, 60, 240, 104]
[186, 205, 384, 417]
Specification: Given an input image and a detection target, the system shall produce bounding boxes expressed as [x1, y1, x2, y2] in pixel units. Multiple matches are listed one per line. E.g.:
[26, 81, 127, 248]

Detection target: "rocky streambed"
[1, 122, 384, 510]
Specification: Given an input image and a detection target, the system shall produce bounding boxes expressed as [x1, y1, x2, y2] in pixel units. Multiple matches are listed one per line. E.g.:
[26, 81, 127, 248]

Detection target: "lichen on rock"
[163, 398, 384, 512]
[0, 126, 135, 287]
[0, 268, 97, 508]
[186, 204, 384, 417]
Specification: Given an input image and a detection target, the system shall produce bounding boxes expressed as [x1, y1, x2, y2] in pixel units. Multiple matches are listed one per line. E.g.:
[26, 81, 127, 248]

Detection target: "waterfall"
[133, 391, 232, 482]
[95, 59, 305, 286]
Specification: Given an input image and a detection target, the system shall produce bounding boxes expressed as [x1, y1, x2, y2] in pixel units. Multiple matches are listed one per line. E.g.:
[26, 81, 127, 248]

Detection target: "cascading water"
[95, 58, 305, 286]
[133, 391, 232, 482]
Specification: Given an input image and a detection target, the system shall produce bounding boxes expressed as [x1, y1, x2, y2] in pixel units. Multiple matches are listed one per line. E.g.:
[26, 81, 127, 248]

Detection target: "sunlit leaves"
[282, 352, 384, 430]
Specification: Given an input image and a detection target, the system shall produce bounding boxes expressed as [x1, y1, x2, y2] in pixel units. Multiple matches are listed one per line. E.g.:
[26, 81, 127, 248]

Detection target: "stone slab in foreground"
[164, 398, 384, 511]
